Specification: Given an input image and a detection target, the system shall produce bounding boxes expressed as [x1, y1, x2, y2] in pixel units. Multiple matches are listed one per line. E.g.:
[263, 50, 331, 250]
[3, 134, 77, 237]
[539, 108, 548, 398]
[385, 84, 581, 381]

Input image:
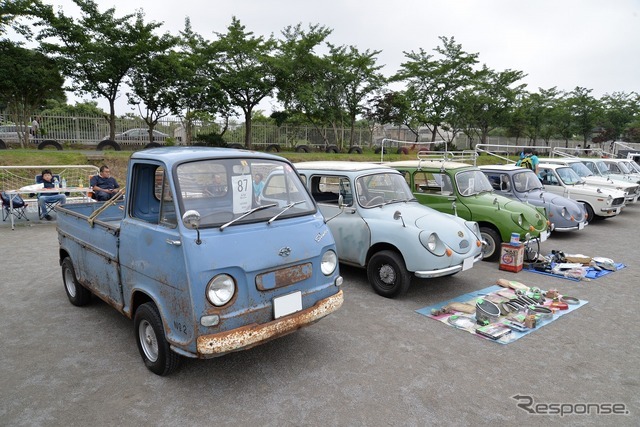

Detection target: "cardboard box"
[499, 243, 524, 272]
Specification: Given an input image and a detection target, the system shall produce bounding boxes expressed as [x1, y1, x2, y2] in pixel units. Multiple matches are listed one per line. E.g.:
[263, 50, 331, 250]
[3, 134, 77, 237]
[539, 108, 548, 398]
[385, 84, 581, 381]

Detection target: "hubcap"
[379, 264, 396, 285]
[64, 268, 76, 298]
[139, 320, 159, 362]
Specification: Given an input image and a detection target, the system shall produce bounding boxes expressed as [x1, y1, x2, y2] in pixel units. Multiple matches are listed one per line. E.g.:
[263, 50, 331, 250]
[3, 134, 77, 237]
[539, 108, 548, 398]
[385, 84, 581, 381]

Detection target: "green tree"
[327, 44, 385, 148]
[34, 0, 164, 140]
[393, 36, 479, 142]
[209, 17, 277, 149]
[126, 34, 180, 142]
[566, 87, 601, 145]
[599, 91, 639, 142]
[0, 40, 65, 147]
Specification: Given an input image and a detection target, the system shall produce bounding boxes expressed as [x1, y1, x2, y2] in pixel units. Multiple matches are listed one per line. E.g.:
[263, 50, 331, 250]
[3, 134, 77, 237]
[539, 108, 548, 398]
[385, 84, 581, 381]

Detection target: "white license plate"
[578, 221, 585, 230]
[273, 291, 302, 319]
[462, 256, 474, 271]
[540, 231, 548, 242]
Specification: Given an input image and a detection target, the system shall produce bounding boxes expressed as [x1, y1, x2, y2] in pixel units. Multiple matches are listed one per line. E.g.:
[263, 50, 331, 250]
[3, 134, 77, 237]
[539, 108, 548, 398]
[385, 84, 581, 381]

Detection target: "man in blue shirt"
[90, 165, 120, 201]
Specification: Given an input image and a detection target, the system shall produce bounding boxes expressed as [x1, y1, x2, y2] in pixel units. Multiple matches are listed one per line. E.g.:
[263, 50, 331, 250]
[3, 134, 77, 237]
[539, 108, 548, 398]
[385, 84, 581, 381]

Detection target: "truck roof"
[294, 161, 393, 172]
[130, 147, 288, 165]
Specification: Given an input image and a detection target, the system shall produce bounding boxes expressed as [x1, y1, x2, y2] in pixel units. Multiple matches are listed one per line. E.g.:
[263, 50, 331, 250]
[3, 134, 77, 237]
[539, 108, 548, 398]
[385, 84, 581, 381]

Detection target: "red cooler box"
[499, 243, 524, 272]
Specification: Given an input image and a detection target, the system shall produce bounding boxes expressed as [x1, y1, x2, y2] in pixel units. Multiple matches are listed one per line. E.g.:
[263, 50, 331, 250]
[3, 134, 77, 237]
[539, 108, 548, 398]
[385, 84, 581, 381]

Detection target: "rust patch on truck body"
[197, 290, 343, 357]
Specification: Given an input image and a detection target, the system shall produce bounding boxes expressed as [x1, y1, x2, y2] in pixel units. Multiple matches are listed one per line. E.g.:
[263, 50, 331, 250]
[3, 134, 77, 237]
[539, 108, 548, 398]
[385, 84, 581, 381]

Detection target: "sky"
[14, 0, 640, 114]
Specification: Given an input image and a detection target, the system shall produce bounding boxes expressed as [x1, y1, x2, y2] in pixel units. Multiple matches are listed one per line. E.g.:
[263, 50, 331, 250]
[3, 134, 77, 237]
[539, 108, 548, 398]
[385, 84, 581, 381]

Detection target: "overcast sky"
[33, 0, 640, 113]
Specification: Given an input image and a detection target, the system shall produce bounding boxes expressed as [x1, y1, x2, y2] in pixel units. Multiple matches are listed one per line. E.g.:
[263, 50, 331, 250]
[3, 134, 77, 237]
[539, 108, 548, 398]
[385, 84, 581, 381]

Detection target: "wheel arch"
[366, 242, 404, 266]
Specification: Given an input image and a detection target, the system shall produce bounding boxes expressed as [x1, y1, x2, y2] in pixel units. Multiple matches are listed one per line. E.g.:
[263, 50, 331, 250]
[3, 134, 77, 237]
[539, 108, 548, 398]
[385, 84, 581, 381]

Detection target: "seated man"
[38, 169, 67, 220]
[90, 165, 120, 201]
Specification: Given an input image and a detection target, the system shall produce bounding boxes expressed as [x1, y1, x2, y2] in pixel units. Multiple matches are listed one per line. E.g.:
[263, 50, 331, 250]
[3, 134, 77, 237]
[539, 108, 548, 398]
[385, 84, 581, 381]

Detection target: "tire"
[96, 140, 122, 151]
[134, 303, 181, 376]
[265, 144, 280, 152]
[348, 146, 363, 154]
[367, 250, 411, 298]
[0, 139, 6, 149]
[397, 147, 408, 155]
[144, 142, 161, 149]
[326, 145, 339, 153]
[373, 147, 383, 154]
[295, 145, 310, 153]
[480, 227, 501, 262]
[584, 203, 596, 222]
[228, 143, 243, 149]
[61, 257, 91, 306]
[37, 139, 63, 150]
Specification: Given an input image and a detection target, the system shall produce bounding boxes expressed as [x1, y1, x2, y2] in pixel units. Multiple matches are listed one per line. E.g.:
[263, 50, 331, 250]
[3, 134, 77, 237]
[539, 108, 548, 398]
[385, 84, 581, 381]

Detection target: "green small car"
[389, 160, 550, 261]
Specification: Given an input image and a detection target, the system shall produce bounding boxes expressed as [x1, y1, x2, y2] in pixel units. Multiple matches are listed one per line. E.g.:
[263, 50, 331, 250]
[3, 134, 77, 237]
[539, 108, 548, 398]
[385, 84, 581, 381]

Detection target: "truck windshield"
[176, 158, 315, 228]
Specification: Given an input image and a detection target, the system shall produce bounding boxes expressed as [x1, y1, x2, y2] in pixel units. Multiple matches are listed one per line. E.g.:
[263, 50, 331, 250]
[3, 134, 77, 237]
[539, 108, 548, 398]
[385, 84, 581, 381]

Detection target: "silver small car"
[480, 165, 588, 232]
[292, 161, 484, 298]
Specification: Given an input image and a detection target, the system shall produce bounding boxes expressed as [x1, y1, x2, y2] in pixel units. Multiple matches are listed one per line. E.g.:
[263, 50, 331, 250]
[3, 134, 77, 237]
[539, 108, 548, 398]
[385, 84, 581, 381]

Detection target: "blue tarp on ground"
[522, 263, 626, 282]
[416, 285, 588, 344]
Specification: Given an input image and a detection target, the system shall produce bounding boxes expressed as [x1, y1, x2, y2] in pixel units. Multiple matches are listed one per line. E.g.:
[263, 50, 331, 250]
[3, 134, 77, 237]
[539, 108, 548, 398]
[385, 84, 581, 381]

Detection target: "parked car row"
[277, 154, 639, 299]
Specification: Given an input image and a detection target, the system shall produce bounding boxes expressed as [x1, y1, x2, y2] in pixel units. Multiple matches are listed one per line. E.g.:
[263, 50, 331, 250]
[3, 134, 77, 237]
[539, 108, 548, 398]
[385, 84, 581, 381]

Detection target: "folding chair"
[1, 191, 30, 222]
[35, 174, 65, 219]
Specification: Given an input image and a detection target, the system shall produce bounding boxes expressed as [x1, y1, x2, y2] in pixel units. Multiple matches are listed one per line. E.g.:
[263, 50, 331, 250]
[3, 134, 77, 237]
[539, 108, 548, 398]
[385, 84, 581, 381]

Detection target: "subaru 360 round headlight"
[206, 274, 235, 306]
[321, 250, 338, 275]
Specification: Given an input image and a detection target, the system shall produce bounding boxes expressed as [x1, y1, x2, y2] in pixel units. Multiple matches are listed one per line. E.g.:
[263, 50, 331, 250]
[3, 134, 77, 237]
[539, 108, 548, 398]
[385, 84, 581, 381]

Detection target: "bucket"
[475, 299, 501, 325]
[510, 232, 520, 245]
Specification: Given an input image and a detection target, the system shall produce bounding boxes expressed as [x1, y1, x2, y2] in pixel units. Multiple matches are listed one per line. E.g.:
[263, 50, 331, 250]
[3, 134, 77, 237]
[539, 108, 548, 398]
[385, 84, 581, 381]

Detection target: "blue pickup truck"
[56, 147, 343, 375]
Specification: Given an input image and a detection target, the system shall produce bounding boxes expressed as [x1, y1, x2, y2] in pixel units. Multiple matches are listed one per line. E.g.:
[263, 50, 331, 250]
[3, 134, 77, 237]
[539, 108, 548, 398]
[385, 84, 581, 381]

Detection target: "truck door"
[118, 163, 191, 343]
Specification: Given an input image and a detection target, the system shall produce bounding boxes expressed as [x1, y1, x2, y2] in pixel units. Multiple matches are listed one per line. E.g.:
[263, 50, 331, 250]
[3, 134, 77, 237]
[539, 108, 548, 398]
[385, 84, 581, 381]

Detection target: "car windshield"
[455, 169, 493, 196]
[176, 158, 315, 228]
[622, 161, 640, 174]
[593, 160, 610, 175]
[355, 172, 414, 207]
[513, 170, 543, 192]
[569, 162, 594, 177]
[556, 167, 583, 185]
[627, 161, 640, 173]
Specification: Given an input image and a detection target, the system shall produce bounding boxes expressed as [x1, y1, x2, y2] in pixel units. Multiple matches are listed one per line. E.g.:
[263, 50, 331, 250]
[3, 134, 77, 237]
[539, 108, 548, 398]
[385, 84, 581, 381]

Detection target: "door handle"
[166, 239, 182, 246]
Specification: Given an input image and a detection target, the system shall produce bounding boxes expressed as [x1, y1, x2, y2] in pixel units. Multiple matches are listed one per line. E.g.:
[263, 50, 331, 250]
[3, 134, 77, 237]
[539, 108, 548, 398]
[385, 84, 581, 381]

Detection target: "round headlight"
[561, 207, 567, 217]
[321, 250, 338, 275]
[607, 195, 613, 205]
[426, 233, 437, 252]
[206, 274, 235, 306]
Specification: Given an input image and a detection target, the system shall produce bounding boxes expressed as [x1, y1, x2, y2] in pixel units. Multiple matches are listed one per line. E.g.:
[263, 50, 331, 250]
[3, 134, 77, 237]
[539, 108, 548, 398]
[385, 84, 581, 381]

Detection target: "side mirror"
[324, 196, 346, 223]
[182, 210, 202, 245]
[393, 210, 406, 227]
[451, 200, 458, 216]
[493, 197, 500, 210]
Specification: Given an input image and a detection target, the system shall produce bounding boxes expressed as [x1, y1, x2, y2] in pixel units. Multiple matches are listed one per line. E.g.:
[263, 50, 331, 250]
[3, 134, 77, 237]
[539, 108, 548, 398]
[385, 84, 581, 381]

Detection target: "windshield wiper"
[268, 200, 305, 224]
[220, 203, 277, 230]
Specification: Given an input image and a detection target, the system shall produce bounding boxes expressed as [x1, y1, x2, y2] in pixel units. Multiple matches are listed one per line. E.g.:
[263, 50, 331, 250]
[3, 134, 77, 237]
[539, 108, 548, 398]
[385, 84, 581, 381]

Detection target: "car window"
[539, 169, 559, 186]
[513, 170, 542, 192]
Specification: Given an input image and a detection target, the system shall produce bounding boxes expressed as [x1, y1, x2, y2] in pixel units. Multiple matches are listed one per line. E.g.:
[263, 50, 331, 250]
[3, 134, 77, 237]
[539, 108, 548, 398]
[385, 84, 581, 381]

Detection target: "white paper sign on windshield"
[232, 175, 252, 213]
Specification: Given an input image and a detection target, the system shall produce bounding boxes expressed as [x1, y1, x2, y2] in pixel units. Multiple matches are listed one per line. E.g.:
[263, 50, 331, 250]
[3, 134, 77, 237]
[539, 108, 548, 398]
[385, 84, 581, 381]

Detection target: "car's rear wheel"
[480, 227, 501, 261]
[61, 257, 91, 306]
[367, 250, 411, 298]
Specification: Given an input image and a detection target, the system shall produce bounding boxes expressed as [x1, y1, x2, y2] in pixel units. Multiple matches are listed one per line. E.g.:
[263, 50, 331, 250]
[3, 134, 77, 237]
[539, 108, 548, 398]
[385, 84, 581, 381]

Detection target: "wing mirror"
[325, 194, 346, 223]
[493, 197, 501, 210]
[182, 209, 202, 245]
[393, 210, 406, 227]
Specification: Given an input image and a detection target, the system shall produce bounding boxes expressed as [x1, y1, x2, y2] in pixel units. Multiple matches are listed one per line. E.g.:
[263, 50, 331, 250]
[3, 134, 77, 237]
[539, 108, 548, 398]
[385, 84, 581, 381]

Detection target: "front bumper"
[553, 220, 588, 232]
[195, 290, 343, 357]
[414, 252, 483, 279]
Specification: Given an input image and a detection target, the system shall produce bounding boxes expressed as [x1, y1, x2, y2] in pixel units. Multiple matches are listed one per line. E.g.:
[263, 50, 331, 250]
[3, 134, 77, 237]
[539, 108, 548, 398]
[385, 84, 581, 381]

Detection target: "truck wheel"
[144, 142, 161, 149]
[295, 145, 310, 153]
[367, 250, 411, 298]
[480, 227, 501, 262]
[0, 139, 6, 149]
[134, 303, 181, 376]
[228, 143, 243, 149]
[61, 258, 91, 306]
[265, 144, 280, 152]
[348, 146, 363, 154]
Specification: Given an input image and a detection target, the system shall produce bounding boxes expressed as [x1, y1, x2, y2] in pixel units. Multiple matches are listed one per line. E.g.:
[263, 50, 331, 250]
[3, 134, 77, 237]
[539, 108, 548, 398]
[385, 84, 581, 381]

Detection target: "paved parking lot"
[1, 205, 639, 426]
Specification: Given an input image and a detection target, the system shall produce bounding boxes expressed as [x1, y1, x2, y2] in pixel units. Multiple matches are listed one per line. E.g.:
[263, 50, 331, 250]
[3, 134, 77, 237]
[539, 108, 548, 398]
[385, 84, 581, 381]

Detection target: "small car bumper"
[600, 205, 623, 215]
[195, 290, 343, 357]
[553, 220, 588, 232]
[414, 252, 483, 279]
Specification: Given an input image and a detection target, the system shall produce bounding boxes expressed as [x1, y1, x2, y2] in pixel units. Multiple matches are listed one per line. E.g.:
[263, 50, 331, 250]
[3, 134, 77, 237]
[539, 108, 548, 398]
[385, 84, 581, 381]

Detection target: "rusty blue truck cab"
[56, 147, 343, 375]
